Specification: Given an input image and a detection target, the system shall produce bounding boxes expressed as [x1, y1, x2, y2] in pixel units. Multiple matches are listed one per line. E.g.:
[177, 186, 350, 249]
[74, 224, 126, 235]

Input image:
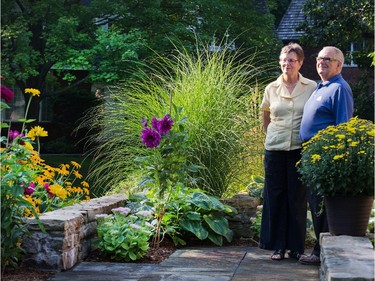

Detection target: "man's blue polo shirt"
[300, 74, 354, 142]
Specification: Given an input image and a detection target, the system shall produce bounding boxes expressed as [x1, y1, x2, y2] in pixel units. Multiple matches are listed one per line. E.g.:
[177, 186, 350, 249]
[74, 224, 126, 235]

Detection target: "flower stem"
[21, 96, 33, 133]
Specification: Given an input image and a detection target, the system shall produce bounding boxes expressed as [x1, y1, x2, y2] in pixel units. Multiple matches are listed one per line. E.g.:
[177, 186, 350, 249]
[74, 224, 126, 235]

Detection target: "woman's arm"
[262, 110, 270, 131]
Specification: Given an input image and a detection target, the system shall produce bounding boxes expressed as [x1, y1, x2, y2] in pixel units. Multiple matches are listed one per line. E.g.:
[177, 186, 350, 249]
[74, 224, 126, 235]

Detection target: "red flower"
[24, 182, 36, 196]
[1, 85, 14, 103]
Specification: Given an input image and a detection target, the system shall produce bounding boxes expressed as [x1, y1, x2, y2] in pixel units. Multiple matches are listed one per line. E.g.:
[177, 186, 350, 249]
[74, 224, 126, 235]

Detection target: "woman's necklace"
[283, 81, 298, 88]
[283, 80, 298, 94]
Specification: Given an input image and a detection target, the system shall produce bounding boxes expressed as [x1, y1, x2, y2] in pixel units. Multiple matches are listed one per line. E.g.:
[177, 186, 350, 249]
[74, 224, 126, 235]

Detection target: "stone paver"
[49, 246, 319, 281]
[319, 234, 375, 281]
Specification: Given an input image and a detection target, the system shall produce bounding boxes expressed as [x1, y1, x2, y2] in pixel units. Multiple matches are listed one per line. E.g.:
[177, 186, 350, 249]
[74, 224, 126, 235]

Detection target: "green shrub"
[96, 207, 153, 261]
[127, 187, 237, 247]
[246, 175, 264, 203]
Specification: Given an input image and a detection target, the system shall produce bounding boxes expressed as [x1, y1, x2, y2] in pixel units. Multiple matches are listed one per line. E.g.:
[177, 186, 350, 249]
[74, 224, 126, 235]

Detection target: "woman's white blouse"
[261, 74, 317, 151]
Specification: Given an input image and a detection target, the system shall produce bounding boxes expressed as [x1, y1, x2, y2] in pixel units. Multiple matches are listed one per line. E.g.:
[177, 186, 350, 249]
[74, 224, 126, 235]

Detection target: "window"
[344, 42, 365, 67]
[1, 86, 25, 121]
[39, 95, 53, 122]
[1, 85, 53, 122]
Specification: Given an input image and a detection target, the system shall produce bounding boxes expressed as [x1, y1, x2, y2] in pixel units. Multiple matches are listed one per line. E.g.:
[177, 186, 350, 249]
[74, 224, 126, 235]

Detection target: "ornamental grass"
[79, 42, 274, 197]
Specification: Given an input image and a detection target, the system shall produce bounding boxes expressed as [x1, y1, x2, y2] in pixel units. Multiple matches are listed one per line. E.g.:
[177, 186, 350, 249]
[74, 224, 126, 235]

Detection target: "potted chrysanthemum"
[298, 117, 374, 236]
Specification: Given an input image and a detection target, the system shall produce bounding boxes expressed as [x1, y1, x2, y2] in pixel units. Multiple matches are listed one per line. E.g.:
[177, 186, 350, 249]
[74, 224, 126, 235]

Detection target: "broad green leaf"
[129, 251, 137, 261]
[206, 228, 223, 246]
[203, 215, 233, 241]
[179, 218, 208, 240]
[252, 175, 265, 183]
[17, 118, 36, 123]
[1, 101, 10, 109]
[191, 192, 211, 210]
[185, 211, 201, 221]
[206, 195, 225, 211]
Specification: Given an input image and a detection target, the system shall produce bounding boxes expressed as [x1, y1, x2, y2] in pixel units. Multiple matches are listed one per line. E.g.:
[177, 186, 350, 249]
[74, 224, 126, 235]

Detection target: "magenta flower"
[8, 130, 23, 141]
[141, 127, 161, 148]
[1, 85, 14, 103]
[44, 183, 54, 198]
[157, 114, 174, 135]
[24, 182, 36, 196]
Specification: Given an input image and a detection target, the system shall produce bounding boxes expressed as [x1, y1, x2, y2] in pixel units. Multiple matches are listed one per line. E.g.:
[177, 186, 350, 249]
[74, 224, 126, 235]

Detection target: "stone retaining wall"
[22, 195, 127, 271]
[222, 192, 261, 238]
[21, 192, 260, 272]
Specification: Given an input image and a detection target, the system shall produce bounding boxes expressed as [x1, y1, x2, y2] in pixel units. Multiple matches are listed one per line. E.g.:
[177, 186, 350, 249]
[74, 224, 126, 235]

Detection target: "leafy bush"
[128, 187, 237, 247]
[96, 207, 154, 261]
[246, 175, 264, 203]
[250, 205, 263, 240]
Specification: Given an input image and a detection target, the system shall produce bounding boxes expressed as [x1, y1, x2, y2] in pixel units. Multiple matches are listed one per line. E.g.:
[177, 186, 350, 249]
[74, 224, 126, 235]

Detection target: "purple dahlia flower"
[141, 127, 161, 148]
[157, 114, 174, 135]
[151, 116, 159, 130]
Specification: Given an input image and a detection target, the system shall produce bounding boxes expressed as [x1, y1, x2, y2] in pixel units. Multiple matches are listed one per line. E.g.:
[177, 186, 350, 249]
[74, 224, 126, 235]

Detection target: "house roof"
[277, 0, 306, 41]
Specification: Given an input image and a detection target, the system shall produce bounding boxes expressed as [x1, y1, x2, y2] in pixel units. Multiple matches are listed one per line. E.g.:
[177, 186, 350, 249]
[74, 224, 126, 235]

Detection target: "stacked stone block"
[22, 194, 127, 271]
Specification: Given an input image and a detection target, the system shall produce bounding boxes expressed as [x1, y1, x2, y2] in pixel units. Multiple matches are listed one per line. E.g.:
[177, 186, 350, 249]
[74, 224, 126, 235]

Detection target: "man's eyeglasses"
[316, 57, 338, 63]
[280, 58, 299, 64]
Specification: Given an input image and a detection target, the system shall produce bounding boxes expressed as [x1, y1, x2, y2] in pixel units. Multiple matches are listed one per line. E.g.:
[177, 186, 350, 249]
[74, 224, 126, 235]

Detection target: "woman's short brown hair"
[280, 42, 304, 61]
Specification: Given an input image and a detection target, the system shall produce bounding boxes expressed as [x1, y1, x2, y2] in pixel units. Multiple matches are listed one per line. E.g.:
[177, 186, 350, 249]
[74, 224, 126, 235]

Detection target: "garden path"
[50, 246, 319, 281]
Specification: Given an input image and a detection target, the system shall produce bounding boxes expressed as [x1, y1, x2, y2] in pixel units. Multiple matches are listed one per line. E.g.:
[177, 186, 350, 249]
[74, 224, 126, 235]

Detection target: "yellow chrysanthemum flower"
[333, 154, 345, 160]
[57, 164, 70, 176]
[27, 126, 48, 141]
[49, 184, 67, 200]
[336, 134, 345, 140]
[349, 141, 359, 147]
[25, 88, 41, 97]
[311, 154, 321, 163]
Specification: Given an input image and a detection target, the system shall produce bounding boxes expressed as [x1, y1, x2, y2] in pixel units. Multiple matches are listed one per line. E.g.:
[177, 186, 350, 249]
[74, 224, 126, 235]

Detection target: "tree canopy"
[1, 0, 281, 86]
[298, 0, 374, 59]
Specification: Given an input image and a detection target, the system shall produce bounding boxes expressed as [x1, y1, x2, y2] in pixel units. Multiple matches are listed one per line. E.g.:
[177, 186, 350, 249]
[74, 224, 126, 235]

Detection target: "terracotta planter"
[325, 195, 374, 236]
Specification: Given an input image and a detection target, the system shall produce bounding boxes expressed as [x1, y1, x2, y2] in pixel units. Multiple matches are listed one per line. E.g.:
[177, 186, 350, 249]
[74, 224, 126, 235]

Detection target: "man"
[298, 46, 354, 265]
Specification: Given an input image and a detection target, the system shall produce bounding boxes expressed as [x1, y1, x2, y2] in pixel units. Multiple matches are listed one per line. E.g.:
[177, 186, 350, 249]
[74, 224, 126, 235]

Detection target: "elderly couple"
[259, 44, 353, 265]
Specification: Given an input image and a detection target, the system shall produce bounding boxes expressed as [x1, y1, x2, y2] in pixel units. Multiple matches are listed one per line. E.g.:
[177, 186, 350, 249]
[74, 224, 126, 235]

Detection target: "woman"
[259, 43, 317, 260]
